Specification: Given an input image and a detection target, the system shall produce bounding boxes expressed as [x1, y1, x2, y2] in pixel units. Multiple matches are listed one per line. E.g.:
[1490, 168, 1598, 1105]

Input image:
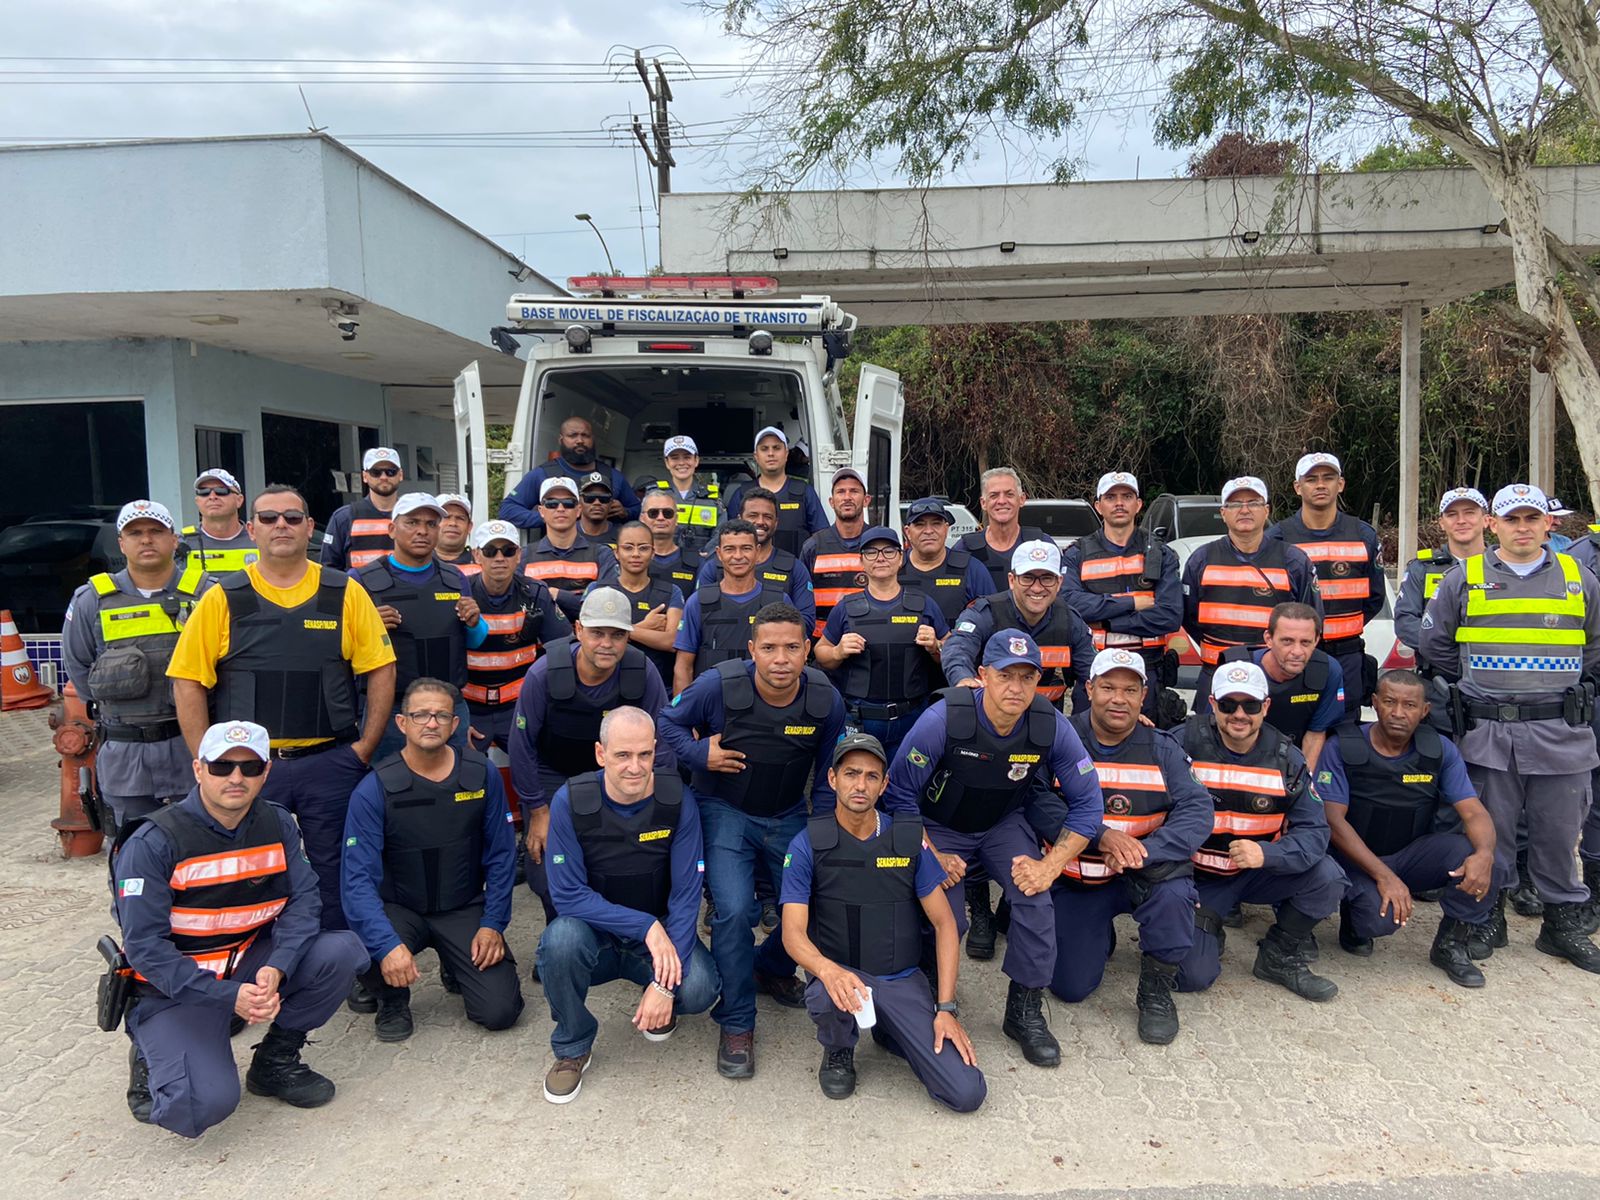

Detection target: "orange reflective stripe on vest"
[1297, 540, 1369, 562]
[482, 611, 527, 634]
[351, 519, 391, 537]
[350, 547, 387, 567]
[169, 898, 289, 935]
[1104, 812, 1167, 837]
[465, 646, 538, 672]
[1200, 564, 1291, 589]
[1080, 555, 1146, 580]
[524, 560, 599, 583]
[1322, 612, 1366, 640]
[463, 676, 526, 705]
[1197, 603, 1272, 629]
[169, 845, 288, 890]
[1192, 762, 1287, 794]
[1209, 810, 1287, 836]
[1094, 763, 1166, 790]
[133, 934, 262, 983]
[1316, 578, 1370, 601]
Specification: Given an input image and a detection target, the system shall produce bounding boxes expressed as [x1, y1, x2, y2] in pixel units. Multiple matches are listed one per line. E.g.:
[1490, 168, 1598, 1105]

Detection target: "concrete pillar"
[1529, 364, 1557, 493]
[1398, 302, 1422, 571]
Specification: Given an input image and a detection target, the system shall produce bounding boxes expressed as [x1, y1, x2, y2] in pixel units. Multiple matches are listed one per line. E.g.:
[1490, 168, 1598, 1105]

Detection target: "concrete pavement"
[3, 704, 1599, 1199]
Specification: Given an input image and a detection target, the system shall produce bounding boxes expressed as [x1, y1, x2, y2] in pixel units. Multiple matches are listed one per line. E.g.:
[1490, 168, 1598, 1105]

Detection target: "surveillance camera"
[334, 317, 359, 341]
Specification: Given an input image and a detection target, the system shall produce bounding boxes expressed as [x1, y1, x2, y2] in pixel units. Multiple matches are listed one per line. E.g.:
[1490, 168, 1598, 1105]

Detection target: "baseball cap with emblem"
[362, 447, 402, 471]
[392, 493, 447, 519]
[831, 731, 888, 768]
[473, 519, 521, 550]
[905, 496, 953, 524]
[754, 425, 788, 448]
[539, 476, 579, 501]
[193, 468, 241, 493]
[1011, 538, 1061, 576]
[435, 492, 472, 515]
[1491, 483, 1551, 517]
[663, 435, 698, 457]
[1089, 647, 1147, 681]
[579, 471, 609, 492]
[1220, 476, 1269, 505]
[197, 720, 270, 763]
[1095, 471, 1140, 498]
[116, 500, 175, 532]
[578, 586, 633, 631]
[1437, 486, 1489, 515]
[1547, 496, 1576, 517]
[1211, 660, 1269, 702]
[982, 628, 1043, 671]
[1294, 452, 1342, 479]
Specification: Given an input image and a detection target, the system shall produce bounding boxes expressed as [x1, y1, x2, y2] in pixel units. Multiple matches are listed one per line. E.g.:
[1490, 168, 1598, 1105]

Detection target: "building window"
[195, 427, 246, 496]
[0, 398, 148, 534]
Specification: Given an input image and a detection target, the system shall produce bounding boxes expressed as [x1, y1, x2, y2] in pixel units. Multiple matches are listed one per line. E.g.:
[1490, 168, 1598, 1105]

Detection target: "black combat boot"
[127, 1043, 153, 1124]
[1534, 902, 1600, 973]
[1002, 980, 1060, 1067]
[1579, 860, 1600, 936]
[1337, 901, 1374, 957]
[346, 977, 378, 1014]
[965, 879, 995, 960]
[1253, 909, 1338, 1001]
[1135, 954, 1180, 1045]
[245, 1023, 337, 1108]
[1429, 917, 1486, 988]
[1467, 890, 1508, 960]
[1509, 849, 1544, 917]
[818, 1046, 856, 1099]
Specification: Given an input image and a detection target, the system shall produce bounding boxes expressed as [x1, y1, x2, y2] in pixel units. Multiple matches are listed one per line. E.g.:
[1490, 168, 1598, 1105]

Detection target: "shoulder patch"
[783, 852, 793, 868]
[551, 853, 566, 865]
[955, 621, 977, 633]
[1076, 757, 1095, 775]
[117, 878, 144, 897]
[907, 748, 930, 768]
[1316, 770, 1332, 785]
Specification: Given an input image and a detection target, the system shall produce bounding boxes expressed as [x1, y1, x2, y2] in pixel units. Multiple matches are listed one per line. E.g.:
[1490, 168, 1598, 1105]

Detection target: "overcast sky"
[1, 1, 1188, 283]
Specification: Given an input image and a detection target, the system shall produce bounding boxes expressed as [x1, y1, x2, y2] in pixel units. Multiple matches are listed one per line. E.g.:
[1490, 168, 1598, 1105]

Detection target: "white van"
[452, 276, 904, 530]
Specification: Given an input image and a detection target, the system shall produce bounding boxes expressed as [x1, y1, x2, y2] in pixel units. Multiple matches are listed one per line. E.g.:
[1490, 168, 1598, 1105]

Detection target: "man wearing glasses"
[322, 447, 406, 571]
[577, 471, 627, 548]
[181, 469, 257, 574]
[1181, 476, 1321, 703]
[168, 485, 396, 1015]
[1176, 661, 1344, 1002]
[640, 488, 701, 598]
[521, 477, 620, 623]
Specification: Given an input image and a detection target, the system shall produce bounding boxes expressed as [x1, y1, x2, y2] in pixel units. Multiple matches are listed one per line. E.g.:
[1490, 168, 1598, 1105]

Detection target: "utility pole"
[632, 51, 675, 196]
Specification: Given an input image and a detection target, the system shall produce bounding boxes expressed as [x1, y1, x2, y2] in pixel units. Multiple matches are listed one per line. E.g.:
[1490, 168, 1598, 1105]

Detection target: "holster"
[1448, 684, 1468, 739]
[80, 766, 105, 835]
[96, 935, 135, 1032]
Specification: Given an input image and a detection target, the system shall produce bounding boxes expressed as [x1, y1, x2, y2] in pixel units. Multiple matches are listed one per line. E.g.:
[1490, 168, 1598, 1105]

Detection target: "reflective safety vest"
[114, 800, 291, 982]
[442, 550, 480, 579]
[806, 811, 926, 977]
[837, 590, 936, 703]
[807, 527, 864, 636]
[1060, 719, 1172, 885]
[1075, 528, 1172, 651]
[652, 480, 722, 556]
[86, 561, 206, 730]
[375, 748, 490, 914]
[1413, 547, 1457, 601]
[356, 558, 471, 690]
[694, 661, 836, 818]
[1193, 538, 1296, 665]
[900, 548, 975, 625]
[567, 771, 682, 919]
[181, 525, 257, 574]
[1454, 551, 1587, 694]
[1336, 723, 1445, 858]
[693, 580, 788, 675]
[346, 497, 395, 570]
[979, 593, 1081, 703]
[1183, 717, 1296, 875]
[522, 540, 605, 593]
[1217, 645, 1332, 748]
[1275, 512, 1376, 646]
[919, 687, 1057, 834]
[536, 638, 649, 777]
[464, 576, 551, 708]
[213, 569, 360, 741]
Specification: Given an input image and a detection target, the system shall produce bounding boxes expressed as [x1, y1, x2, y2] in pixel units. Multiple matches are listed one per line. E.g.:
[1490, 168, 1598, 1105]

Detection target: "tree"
[715, 0, 1600, 507]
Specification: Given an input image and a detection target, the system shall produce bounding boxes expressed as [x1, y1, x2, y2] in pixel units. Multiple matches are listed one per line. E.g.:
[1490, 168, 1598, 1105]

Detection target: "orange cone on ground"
[1, 610, 53, 710]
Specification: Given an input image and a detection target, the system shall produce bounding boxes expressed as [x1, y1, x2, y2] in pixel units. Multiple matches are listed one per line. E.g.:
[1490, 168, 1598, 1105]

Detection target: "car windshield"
[0, 523, 99, 563]
[1175, 503, 1228, 539]
[1021, 503, 1100, 538]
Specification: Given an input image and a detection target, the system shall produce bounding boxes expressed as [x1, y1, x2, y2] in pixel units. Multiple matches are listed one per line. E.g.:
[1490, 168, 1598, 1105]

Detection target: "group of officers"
[69, 424, 1600, 1136]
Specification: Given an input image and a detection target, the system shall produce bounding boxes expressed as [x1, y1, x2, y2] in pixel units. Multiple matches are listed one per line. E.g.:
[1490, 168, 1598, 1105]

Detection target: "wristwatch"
[934, 1000, 960, 1016]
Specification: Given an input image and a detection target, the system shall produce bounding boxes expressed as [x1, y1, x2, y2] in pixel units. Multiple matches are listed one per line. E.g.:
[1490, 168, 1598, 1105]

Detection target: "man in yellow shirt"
[169, 484, 397, 966]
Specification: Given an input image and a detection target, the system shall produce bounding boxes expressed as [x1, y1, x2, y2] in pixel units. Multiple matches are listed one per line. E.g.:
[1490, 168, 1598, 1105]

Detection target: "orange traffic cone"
[1, 610, 53, 710]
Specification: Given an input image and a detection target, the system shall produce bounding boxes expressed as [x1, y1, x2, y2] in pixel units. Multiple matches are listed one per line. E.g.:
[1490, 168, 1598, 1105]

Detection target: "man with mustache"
[500, 415, 639, 532]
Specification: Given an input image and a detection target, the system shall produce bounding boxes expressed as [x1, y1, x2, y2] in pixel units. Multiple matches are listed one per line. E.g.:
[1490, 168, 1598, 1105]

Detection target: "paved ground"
[4, 705, 1600, 1200]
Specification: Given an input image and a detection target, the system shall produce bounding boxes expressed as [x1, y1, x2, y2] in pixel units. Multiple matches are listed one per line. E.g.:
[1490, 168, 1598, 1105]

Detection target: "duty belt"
[1464, 700, 1567, 723]
[269, 729, 359, 761]
[100, 721, 182, 744]
[846, 699, 923, 721]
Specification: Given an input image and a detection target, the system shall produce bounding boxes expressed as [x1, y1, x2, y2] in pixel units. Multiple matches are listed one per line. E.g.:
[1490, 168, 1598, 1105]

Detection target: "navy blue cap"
[860, 524, 900, 549]
[905, 496, 953, 524]
[982, 628, 1042, 672]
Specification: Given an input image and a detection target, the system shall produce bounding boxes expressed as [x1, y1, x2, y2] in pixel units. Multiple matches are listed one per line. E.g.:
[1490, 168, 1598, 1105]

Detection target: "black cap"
[831, 732, 888, 768]
[905, 496, 953, 524]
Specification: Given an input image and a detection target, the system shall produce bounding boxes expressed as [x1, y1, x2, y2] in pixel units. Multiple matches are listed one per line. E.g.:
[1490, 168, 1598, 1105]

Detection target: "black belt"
[1464, 700, 1566, 723]
[846, 699, 924, 721]
[270, 729, 359, 761]
[100, 721, 181, 744]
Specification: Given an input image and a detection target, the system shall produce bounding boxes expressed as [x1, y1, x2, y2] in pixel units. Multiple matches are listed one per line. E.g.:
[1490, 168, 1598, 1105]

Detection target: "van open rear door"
[851, 364, 904, 527]
[453, 360, 534, 523]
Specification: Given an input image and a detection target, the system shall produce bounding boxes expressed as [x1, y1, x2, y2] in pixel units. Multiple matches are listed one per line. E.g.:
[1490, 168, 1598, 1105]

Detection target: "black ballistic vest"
[919, 687, 1058, 834]
[536, 638, 650, 777]
[696, 661, 836, 817]
[693, 580, 787, 674]
[375, 748, 491, 914]
[567, 772, 683, 919]
[806, 811, 926, 977]
[357, 558, 470, 690]
[1336, 724, 1445, 858]
[839, 590, 934, 703]
[900, 548, 975, 624]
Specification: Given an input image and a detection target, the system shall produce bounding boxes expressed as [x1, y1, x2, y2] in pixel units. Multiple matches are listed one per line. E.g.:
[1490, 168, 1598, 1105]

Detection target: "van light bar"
[568, 275, 780, 298]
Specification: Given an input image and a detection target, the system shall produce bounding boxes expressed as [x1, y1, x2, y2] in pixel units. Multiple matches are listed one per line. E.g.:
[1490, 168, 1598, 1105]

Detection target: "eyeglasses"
[1017, 573, 1059, 590]
[254, 510, 307, 526]
[582, 492, 613, 504]
[1221, 500, 1267, 511]
[367, 466, 400, 478]
[643, 507, 677, 519]
[860, 546, 901, 560]
[403, 710, 456, 725]
[203, 759, 268, 778]
[479, 544, 518, 558]
[194, 487, 234, 498]
[541, 498, 578, 510]
[1214, 696, 1265, 715]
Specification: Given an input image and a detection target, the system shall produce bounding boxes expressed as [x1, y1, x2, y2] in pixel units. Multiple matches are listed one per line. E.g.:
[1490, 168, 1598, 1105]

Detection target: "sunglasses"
[367, 466, 400, 478]
[479, 544, 518, 558]
[643, 507, 676, 519]
[194, 487, 234, 498]
[582, 492, 613, 504]
[254, 510, 307, 525]
[541, 498, 578, 510]
[203, 759, 268, 777]
[1214, 696, 1264, 715]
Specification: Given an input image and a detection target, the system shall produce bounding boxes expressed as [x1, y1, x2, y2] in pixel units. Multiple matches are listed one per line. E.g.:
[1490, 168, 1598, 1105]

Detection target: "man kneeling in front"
[537, 706, 721, 1104]
[781, 733, 985, 1111]
[113, 720, 367, 1137]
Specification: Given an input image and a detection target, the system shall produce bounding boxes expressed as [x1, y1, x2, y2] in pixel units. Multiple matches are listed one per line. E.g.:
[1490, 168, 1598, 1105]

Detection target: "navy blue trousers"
[258, 744, 372, 931]
[1048, 873, 1197, 1003]
[1336, 832, 1495, 938]
[1176, 857, 1347, 992]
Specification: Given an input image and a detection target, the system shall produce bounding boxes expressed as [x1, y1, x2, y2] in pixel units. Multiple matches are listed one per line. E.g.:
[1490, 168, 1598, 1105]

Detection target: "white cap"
[197, 720, 270, 763]
[754, 425, 788, 448]
[193, 469, 241, 493]
[1094, 471, 1140, 498]
[435, 492, 472, 515]
[1438, 486, 1489, 515]
[363, 447, 401, 471]
[1491, 483, 1551, 517]
[473, 519, 520, 550]
[830, 466, 866, 490]
[663, 435, 698, 457]
[1010, 538, 1061, 575]
[539, 476, 579, 501]
[1211, 660, 1269, 701]
[116, 500, 175, 532]
[1089, 648, 1147, 681]
[1294, 452, 1342, 479]
[392, 492, 446, 519]
[577, 586, 633, 631]
[1220, 476, 1269, 505]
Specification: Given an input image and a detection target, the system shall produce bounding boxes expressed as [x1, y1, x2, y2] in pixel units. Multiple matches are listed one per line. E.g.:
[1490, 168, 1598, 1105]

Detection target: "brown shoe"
[542, 1049, 593, 1105]
[717, 1029, 754, 1079]
[754, 970, 806, 1008]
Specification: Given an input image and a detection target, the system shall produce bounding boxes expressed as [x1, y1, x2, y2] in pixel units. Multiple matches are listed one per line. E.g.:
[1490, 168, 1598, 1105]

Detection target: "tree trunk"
[1489, 162, 1600, 512]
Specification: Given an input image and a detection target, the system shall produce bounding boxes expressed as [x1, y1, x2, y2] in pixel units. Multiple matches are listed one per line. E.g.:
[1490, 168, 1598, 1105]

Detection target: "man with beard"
[725, 425, 829, 557]
[801, 468, 873, 639]
[1217, 603, 1346, 770]
[322, 448, 405, 571]
[500, 415, 639, 531]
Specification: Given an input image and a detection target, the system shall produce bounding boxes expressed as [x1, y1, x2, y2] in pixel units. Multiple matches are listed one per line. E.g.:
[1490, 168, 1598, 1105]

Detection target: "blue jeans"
[844, 698, 928, 763]
[536, 917, 720, 1059]
[372, 696, 471, 761]
[699, 798, 805, 1032]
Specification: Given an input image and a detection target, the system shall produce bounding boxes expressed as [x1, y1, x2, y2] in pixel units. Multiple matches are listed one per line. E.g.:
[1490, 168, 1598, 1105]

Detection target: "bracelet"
[650, 980, 675, 998]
